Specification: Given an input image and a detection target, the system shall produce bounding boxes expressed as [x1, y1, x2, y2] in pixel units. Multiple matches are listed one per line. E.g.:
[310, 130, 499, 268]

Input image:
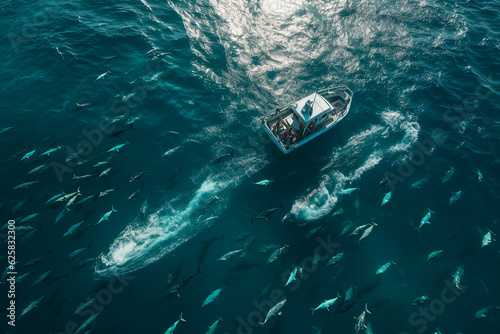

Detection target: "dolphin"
[339, 187, 358, 195]
[13, 180, 39, 189]
[74, 102, 91, 112]
[267, 245, 288, 264]
[381, 191, 392, 206]
[0, 126, 14, 134]
[109, 122, 134, 138]
[20, 148, 37, 161]
[166, 267, 201, 298]
[73, 173, 93, 180]
[55, 208, 67, 224]
[254, 179, 274, 186]
[75, 312, 99, 333]
[67, 242, 92, 261]
[474, 305, 500, 319]
[73, 298, 96, 316]
[206, 317, 222, 334]
[312, 294, 341, 314]
[19, 212, 40, 224]
[99, 167, 112, 178]
[93, 160, 110, 167]
[55, 188, 81, 202]
[427, 250, 445, 263]
[259, 299, 287, 325]
[359, 224, 376, 243]
[285, 266, 298, 286]
[166, 262, 183, 290]
[416, 208, 433, 232]
[452, 265, 465, 291]
[477, 168, 483, 183]
[482, 229, 495, 248]
[251, 204, 282, 223]
[332, 207, 344, 217]
[27, 163, 49, 175]
[327, 251, 345, 267]
[97, 206, 117, 224]
[354, 303, 371, 334]
[442, 167, 454, 184]
[32, 269, 52, 286]
[129, 169, 149, 183]
[375, 261, 396, 275]
[106, 142, 128, 153]
[162, 146, 181, 157]
[165, 313, 186, 334]
[449, 190, 462, 205]
[95, 70, 110, 82]
[18, 294, 45, 319]
[211, 148, 234, 163]
[127, 187, 143, 201]
[202, 287, 224, 307]
[40, 146, 61, 156]
[63, 221, 85, 238]
[217, 249, 243, 262]
[410, 295, 430, 306]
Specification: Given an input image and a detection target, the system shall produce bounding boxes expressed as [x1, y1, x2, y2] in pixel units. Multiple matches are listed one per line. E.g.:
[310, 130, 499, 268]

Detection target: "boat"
[261, 86, 353, 154]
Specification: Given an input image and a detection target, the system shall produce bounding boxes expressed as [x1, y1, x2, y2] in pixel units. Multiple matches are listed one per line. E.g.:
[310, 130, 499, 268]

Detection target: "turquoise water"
[1, 0, 500, 333]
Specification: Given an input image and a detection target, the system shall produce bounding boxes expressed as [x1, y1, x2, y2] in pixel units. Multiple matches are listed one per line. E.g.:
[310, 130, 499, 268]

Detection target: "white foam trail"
[95, 179, 226, 277]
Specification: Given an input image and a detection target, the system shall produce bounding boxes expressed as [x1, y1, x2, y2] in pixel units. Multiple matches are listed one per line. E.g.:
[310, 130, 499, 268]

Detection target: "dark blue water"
[1, 0, 500, 333]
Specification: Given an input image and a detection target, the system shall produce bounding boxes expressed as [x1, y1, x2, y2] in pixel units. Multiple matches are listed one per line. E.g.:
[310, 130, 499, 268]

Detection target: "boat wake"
[95, 179, 227, 277]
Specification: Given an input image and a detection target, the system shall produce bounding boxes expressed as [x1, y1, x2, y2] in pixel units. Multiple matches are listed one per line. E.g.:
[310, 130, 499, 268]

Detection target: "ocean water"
[1, 0, 500, 333]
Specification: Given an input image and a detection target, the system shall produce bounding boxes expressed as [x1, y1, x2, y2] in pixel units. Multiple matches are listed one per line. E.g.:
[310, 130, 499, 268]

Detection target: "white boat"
[262, 86, 353, 154]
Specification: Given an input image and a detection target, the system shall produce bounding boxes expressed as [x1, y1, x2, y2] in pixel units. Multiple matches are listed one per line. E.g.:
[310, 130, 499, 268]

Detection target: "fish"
[375, 261, 396, 275]
[97, 206, 117, 224]
[254, 179, 274, 186]
[410, 296, 430, 306]
[19, 212, 40, 224]
[416, 208, 434, 232]
[326, 251, 345, 267]
[482, 229, 495, 248]
[311, 294, 341, 314]
[63, 221, 85, 238]
[166, 267, 201, 298]
[217, 249, 243, 262]
[477, 169, 483, 183]
[0, 126, 14, 134]
[127, 187, 143, 201]
[267, 245, 288, 264]
[27, 163, 49, 175]
[73, 173, 94, 180]
[98, 188, 115, 198]
[211, 148, 234, 163]
[427, 250, 445, 263]
[452, 265, 465, 291]
[55, 188, 81, 202]
[74, 102, 91, 112]
[93, 160, 110, 167]
[2, 261, 18, 281]
[76, 194, 97, 205]
[40, 146, 61, 156]
[285, 266, 298, 286]
[202, 287, 224, 307]
[381, 191, 392, 206]
[129, 169, 149, 183]
[106, 142, 128, 153]
[354, 304, 371, 334]
[449, 190, 462, 205]
[166, 263, 183, 290]
[251, 204, 282, 223]
[164, 313, 186, 334]
[409, 177, 429, 189]
[339, 187, 358, 195]
[95, 70, 110, 82]
[55, 208, 67, 224]
[259, 299, 287, 325]
[349, 223, 371, 236]
[306, 227, 322, 239]
[13, 180, 39, 189]
[67, 242, 91, 261]
[18, 294, 45, 319]
[73, 298, 96, 316]
[340, 221, 354, 237]
[442, 167, 454, 184]
[75, 312, 99, 333]
[20, 148, 37, 161]
[139, 198, 149, 219]
[162, 146, 181, 157]
[206, 317, 222, 334]
[474, 305, 500, 319]
[12, 199, 26, 214]
[32, 269, 52, 286]
[359, 224, 376, 243]
[332, 208, 344, 217]
[109, 122, 134, 137]
[99, 167, 112, 178]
